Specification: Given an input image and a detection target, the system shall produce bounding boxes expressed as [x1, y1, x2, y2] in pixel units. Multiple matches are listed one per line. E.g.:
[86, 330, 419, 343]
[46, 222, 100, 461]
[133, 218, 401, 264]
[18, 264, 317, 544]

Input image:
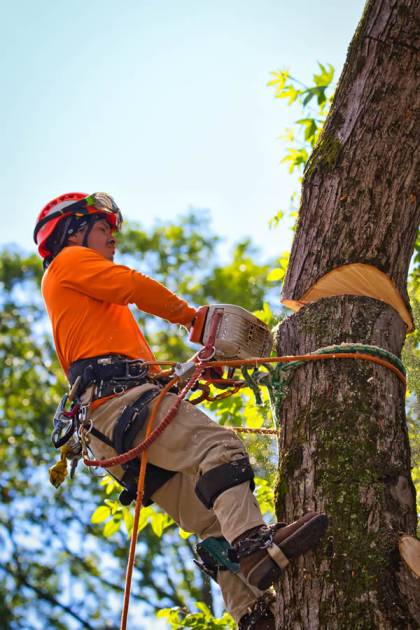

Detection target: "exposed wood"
[282, 263, 414, 330]
[399, 535, 420, 577]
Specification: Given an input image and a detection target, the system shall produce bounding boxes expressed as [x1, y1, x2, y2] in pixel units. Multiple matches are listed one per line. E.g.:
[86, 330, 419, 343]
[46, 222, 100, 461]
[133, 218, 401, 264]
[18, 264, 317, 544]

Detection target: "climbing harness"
[68, 355, 152, 400]
[47, 304, 407, 630]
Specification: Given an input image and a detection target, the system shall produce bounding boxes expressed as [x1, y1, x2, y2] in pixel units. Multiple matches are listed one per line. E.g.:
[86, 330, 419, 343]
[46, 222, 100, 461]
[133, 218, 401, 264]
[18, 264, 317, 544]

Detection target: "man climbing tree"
[274, 0, 419, 627]
[33, 191, 327, 628]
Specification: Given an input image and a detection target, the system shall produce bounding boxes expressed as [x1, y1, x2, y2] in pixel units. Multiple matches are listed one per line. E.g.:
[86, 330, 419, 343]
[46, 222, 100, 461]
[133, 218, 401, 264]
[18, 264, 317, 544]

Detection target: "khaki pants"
[88, 383, 265, 622]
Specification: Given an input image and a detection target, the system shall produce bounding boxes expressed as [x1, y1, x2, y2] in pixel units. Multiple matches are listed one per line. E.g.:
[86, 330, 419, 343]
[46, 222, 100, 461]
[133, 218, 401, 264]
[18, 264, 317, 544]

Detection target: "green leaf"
[296, 118, 319, 143]
[277, 84, 300, 104]
[179, 527, 193, 539]
[137, 506, 152, 532]
[151, 513, 164, 537]
[123, 507, 134, 535]
[91, 505, 111, 524]
[254, 477, 275, 517]
[253, 301, 275, 326]
[313, 62, 335, 87]
[281, 147, 309, 173]
[103, 517, 122, 538]
[196, 602, 212, 615]
[243, 403, 264, 429]
[267, 69, 290, 93]
[267, 267, 284, 282]
[156, 603, 235, 628]
[268, 210, 284, 229]
[279, 128, 295, 143]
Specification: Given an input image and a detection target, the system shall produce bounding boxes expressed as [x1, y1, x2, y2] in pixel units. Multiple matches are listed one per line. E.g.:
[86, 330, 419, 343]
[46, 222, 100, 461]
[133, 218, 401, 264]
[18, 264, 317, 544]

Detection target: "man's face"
[87, 219, 117, 261]
[69, 218, 117, 261]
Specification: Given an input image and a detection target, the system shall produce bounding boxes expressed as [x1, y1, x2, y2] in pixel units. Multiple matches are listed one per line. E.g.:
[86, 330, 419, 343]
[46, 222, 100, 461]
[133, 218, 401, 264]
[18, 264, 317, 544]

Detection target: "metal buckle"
[113, 384, 127, 395]
[113, 360, 149, 381]
[175, 361, 197, 381]
[97, 357, 115, 366]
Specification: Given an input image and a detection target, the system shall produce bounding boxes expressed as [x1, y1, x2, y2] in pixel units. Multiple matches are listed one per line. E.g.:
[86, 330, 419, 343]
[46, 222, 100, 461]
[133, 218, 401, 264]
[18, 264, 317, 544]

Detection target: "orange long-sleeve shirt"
[42, 246, 197, 376]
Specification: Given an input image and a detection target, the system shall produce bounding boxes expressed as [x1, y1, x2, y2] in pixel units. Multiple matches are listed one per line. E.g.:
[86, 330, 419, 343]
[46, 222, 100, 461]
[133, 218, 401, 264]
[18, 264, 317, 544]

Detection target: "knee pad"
[195, 537, 240, 581]
[195, 457, 255, 509]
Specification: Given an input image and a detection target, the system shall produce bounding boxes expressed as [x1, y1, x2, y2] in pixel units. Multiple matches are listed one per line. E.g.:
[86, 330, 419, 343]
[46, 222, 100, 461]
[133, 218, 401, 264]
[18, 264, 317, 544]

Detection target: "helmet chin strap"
[82, 220, 95, 247]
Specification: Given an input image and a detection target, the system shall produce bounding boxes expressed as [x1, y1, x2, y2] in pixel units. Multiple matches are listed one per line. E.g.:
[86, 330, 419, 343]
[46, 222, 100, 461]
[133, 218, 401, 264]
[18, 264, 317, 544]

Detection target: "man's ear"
[67, 233, 81, 246]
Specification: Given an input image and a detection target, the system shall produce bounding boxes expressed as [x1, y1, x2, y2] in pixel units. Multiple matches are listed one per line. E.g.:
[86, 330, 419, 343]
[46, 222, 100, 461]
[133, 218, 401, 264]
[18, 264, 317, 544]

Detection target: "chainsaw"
[189, 304, 273, 360]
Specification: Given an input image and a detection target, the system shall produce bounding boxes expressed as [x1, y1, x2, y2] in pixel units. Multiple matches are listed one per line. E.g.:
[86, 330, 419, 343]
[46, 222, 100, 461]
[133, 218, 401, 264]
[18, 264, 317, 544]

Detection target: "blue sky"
[1, 0, 365, 261]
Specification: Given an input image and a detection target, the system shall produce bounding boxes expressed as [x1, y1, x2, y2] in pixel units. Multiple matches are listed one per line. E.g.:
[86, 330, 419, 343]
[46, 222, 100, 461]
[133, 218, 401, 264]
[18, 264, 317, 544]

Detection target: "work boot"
[238, 593, 275, 630]
[232, 512, 328, 591]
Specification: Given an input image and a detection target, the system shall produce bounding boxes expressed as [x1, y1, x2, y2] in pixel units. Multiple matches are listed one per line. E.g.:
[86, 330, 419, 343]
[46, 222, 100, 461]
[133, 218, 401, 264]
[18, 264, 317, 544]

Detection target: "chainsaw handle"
[197, 309, 223, 361]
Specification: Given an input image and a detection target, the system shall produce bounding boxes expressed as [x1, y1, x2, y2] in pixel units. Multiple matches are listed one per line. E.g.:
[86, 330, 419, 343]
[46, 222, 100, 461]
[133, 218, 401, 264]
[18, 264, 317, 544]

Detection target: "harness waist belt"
[68, 354, 152, 390]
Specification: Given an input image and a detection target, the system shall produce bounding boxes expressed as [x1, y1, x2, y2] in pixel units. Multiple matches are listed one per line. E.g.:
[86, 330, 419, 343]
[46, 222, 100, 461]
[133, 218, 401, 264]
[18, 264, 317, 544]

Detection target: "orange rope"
[120, 377, 179, 630]
[120, 449, 148, 630]
[145, 353, 405, 385]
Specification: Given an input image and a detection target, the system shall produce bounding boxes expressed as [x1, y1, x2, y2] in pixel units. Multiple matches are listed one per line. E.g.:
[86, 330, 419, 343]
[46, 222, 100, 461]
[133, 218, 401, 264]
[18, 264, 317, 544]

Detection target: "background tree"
[273, 0, 420, 627]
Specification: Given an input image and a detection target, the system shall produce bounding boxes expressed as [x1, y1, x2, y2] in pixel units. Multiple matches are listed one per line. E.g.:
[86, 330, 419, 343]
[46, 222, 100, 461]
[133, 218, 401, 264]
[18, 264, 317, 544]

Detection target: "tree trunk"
[274, 0, 420, 627]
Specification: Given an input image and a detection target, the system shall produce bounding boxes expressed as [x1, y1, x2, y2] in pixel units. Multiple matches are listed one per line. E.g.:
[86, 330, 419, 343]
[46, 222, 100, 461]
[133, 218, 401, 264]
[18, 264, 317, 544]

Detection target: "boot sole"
[247, 513, 328, 590]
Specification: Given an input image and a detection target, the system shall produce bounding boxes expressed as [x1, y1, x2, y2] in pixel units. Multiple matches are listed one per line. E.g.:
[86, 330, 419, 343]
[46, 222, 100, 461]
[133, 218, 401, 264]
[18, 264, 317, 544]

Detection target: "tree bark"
[274, 0, 420, 627]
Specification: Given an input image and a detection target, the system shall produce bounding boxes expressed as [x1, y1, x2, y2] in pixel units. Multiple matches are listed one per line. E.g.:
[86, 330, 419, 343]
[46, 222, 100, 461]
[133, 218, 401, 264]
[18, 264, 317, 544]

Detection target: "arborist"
[34, 191, 328, 630]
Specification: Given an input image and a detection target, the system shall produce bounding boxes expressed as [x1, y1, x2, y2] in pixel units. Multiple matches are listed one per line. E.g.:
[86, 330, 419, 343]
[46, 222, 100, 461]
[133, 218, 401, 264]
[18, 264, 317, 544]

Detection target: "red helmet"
[34, 192, 123, 259]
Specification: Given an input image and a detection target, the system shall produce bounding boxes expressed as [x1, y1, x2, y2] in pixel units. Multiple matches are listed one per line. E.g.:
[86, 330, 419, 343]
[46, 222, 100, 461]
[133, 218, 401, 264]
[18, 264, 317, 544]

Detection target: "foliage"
[267, 63, 335, 232]
[268, 63, 334, 177]
[157, 602, 235, 628]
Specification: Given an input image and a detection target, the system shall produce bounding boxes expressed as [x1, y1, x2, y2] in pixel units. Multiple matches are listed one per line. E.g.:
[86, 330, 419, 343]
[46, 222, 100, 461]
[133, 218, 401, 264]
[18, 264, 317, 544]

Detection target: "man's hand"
[180, 315, 197, 334]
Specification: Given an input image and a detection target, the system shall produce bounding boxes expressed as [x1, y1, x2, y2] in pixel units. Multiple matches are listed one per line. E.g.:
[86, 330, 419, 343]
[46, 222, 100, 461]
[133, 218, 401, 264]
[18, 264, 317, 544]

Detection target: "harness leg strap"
[111, 388, 177, 506]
